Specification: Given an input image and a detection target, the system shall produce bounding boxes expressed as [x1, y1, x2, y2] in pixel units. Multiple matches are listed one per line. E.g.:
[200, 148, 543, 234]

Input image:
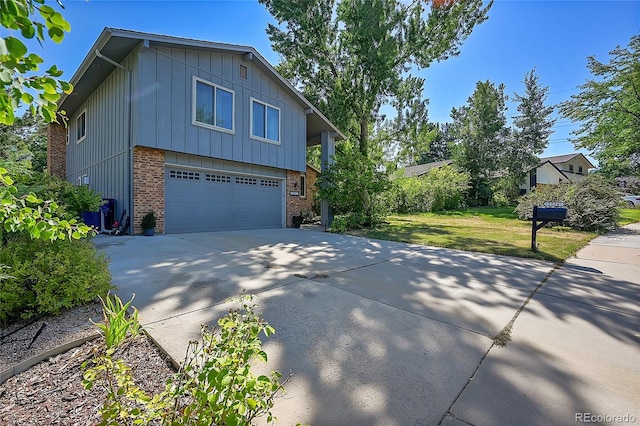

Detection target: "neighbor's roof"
[403, 160, 452, 177]
[58, 27, 345, 142]
[540, 153, 595, 169]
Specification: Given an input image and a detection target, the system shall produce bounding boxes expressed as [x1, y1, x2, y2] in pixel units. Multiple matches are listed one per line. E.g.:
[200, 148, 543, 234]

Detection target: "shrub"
[515, 175, 623, 231]
[389, 165, 470, 213]
[83, 294, 288, 425]
[0, 235, 112, 322]
[15, 172, 104, 220]
[140, 211, 157, 231]
[317, 148, 391, 229]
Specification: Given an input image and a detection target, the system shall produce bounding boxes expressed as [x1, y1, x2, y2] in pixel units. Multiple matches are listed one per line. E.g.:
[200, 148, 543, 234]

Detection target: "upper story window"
[76, 110, 86, 143]
[578, 165, 584, 174]
[568, 164, 574, 172]
[193, 77, 234, 133]
[250, 98, 280, 144]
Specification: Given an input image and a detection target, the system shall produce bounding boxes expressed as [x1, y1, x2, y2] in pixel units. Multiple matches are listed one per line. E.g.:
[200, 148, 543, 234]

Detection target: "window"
[239, 64, 248, 80]
[250, 98, 280, 143]
[76, 111, 86, 143]
[300, 174, 306, 197]
[568, 164, 574, 172]
[169, 170, 200, 180]
[578, 165, 583, 175]
[193, 77, 234, 132]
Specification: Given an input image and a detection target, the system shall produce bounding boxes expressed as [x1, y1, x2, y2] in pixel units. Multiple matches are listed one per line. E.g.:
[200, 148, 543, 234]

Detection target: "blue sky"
[34, 0, 639, 163]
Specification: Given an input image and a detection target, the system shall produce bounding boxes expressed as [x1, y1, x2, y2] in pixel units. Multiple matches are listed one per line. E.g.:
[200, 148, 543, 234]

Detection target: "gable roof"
[403, 160, 453, 177]
[540, 153, 595, 169]
[58, 27, 345, 142]
[538, 160, 570, 180]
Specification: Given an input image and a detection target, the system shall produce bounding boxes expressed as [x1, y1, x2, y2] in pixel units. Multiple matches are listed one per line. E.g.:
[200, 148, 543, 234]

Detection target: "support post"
[531, 205, 538, 251]
[320, 130, 335, 229]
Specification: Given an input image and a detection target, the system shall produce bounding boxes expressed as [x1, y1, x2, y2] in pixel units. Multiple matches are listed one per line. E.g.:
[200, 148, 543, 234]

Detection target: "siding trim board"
[164, 162, 286, 181]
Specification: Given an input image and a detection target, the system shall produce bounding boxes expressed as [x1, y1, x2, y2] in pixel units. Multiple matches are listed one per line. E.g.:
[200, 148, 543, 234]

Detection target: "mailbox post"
[531, 204, 567, 251]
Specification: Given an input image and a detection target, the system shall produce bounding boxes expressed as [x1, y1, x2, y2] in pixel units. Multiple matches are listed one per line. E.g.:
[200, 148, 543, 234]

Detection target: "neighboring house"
[47, 28, 344, 234]
[520, 153, 595, 194]
[403, 160, 453, 178]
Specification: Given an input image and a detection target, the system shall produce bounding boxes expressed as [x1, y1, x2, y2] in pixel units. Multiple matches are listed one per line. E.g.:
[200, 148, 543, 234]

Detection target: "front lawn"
[620, 207, 640, 225]
[354, 206, 601, 263]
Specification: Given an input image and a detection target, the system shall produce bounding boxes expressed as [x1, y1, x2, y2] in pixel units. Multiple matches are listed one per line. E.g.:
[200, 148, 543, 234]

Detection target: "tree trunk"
[359, 117, 368, 156]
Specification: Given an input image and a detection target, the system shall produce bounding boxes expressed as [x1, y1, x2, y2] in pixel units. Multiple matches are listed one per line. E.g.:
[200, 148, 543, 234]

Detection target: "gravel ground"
[0, 302, 176, 425]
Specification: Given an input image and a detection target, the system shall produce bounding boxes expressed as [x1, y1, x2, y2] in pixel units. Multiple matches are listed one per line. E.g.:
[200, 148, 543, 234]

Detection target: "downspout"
[95, 49, 134, 235]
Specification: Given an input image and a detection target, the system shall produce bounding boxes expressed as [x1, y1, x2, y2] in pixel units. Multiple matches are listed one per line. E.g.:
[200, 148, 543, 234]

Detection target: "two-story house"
[47, 28, 344, 234]
[520, 153, 595, 194]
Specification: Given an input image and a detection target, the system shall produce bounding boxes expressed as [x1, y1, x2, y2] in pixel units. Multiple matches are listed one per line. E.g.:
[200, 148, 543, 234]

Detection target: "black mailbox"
[531, 205, 568, 251]
[536, 207, 567, 221]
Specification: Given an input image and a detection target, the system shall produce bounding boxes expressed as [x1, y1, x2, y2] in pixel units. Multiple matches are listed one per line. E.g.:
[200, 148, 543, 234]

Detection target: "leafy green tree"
[501, 69, 555, 199]
[1, 0, 72, 125]
[317, 146, 391, 228]
[0, 111, 47, 171]
[451, 80, 509, 204]
[260, 0, 491, 156]
[559, 34, 640, 177]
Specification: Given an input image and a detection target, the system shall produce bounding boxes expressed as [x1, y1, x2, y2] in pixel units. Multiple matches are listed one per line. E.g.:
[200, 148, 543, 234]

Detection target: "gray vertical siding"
[165, 152, 286, 179]
[66, 52, 136, 218]
[135, 46, 307, 172]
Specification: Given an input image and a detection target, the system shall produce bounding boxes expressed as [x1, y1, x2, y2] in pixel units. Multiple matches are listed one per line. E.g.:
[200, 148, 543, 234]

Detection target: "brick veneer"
[133, 146, 165, 234]
[285, 165, 319, 227]
[47, 122, 67, 178]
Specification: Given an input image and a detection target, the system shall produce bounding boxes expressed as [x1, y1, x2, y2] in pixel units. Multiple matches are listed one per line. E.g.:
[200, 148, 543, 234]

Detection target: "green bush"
[390, 165, 470, 213]
[515, 175, 623, 231]
[0, 235, 112, 322]
[318, 148, 391, 229]
[16, 172, 104, 220]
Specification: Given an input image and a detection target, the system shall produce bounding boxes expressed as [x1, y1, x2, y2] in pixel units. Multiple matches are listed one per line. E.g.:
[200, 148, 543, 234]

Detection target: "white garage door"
[165, 168, 283, 233]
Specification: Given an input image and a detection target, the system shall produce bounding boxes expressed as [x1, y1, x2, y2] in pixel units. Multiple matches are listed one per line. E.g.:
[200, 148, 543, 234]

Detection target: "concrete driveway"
[95, 226, 639, 425]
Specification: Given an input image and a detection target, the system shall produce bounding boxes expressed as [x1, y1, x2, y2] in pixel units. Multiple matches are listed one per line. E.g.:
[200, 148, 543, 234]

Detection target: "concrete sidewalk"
[446, 223, 640, 426]
[96, 224, 639, 425]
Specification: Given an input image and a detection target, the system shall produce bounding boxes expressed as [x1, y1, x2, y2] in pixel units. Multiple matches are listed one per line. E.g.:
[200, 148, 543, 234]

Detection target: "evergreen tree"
[502, 69, 555, 197]
[451, 80, 509, 204]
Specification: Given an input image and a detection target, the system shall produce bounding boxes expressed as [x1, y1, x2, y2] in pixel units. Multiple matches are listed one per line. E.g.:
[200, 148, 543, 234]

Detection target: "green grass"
[620, 208, 640, 226]
[354, 206, 599, 263]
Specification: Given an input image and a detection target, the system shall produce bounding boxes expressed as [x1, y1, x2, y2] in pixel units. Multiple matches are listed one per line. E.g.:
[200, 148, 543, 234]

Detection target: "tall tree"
[259, 0, 492, 156]
[0, 111, 47, 171]
[451, 80, 508, 204]
[559, 34, 640, 177]
[421, 122, 453, 164]
[501, 69, 555, 196]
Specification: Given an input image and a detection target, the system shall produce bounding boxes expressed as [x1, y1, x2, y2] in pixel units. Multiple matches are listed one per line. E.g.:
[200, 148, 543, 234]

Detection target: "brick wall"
[285, 165, 319, 227]
[47, 122, 67, 178]
[133, 146, 165, 234]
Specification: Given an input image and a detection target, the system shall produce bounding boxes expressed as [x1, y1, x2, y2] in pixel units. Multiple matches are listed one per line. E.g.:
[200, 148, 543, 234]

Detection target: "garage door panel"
[165, 168, 283, 233]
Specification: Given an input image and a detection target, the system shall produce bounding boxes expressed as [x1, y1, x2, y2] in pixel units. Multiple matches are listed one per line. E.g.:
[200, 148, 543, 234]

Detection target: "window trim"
[76, 110, 86, 144]
[192, 76, 235, 134]
[249, 97, 281, 145]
